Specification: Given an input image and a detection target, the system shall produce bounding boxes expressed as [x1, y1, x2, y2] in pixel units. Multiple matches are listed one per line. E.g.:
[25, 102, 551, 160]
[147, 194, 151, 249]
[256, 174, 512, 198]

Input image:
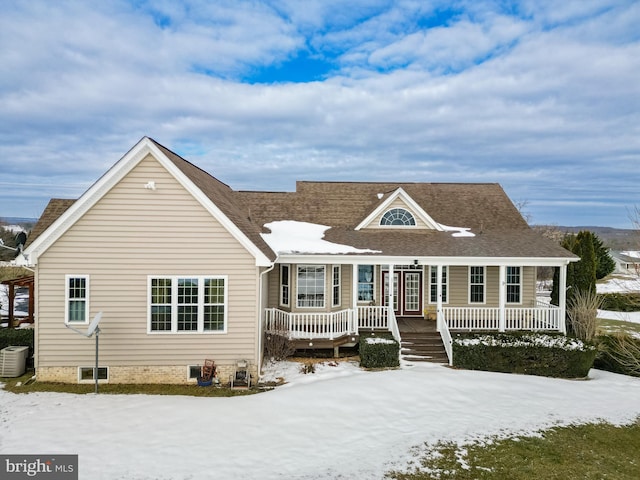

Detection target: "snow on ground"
[2, 362, 640, 480]
[596, 274, 640, 294]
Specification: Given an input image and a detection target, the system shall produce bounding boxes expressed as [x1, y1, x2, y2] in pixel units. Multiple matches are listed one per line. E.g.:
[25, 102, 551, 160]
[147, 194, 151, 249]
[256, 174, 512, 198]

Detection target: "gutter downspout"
[257, 258, 277, 376]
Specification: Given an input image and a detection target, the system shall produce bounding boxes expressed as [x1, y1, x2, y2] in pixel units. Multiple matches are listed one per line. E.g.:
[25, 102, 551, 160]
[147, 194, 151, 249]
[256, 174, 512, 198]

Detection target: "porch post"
[352, 264, 359, 334]
[559, 263, 568, 334]
[436, 264, 443, 333]
[388, 263, 394, 322]
[498, 265, 506, 332]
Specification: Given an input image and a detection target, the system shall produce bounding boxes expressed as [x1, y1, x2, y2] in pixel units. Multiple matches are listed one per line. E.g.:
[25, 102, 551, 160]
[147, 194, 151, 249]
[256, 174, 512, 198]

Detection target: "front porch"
[264, 302, 563, 362]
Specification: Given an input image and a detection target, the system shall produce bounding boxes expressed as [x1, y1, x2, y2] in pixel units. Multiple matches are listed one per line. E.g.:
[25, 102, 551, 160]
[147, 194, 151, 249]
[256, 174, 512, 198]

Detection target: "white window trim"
[332, 265, 341, 307]
[147, 275, 228, 334]
[379, 208, 417, 227]
[357, 265, 376, 304]
[78, 366, 109, 383]
[280, 264, 290, 307]
[429, 266, 449, 304]
[468, 266, 486, 304]
[65, 274, 90, 325]
[506, 266, 523, 305]
[188, 365, 202, 381]
[296, 265, 326, 309]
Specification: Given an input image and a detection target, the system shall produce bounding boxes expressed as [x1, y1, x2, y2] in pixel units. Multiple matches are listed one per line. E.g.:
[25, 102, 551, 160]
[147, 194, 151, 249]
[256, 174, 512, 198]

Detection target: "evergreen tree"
[592, 234, 615, 279]
[573, 231, 596, 294]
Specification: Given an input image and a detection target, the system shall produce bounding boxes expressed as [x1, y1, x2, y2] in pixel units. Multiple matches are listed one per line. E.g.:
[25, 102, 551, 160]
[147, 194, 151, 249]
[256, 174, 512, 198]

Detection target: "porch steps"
[400, 332, 448, 364]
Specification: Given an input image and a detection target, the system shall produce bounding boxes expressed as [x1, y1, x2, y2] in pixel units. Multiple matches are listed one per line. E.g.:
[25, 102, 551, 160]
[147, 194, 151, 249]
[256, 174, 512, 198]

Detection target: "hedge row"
[599, 292, 640, 312]
[452, 332, 597, 378]
[359, 334, 400, 369]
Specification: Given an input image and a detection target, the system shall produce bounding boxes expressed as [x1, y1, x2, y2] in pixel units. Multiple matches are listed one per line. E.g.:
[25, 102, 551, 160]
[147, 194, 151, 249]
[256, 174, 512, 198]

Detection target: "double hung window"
[332, 266, 341, 307]
[506, 267, 521, 304]
[280, 265, 290, 307]
[469, 267, 485, 304]
[66, 275, 89, 324]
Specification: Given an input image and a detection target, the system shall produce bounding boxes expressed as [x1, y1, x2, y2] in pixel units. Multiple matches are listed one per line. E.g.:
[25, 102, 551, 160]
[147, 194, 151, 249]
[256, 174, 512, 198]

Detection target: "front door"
[382, 270, 423, 316]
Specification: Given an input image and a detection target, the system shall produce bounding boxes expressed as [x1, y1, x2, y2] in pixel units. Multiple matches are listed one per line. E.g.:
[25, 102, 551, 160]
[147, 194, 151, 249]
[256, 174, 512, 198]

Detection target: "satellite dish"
[87, 311, 103, 336]
[65, 312, 103, 337]
[15, 231, 27, 248]
[65, 311, 104, 394]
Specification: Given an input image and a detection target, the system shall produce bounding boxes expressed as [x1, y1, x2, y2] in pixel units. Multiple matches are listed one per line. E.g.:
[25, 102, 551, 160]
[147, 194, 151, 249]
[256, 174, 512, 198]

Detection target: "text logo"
[1, 455, 77, 479]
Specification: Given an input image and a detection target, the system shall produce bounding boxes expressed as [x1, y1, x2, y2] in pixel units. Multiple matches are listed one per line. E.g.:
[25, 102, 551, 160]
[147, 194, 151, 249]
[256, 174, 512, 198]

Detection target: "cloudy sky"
[1, 0, 638, 228]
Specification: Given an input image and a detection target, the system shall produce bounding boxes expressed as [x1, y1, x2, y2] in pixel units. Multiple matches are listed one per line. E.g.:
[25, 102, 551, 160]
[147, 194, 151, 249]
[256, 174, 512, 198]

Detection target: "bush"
[0, 327, 34, 358]
[452, 332, 597, 378]
[567, 288, 602, 342]
[359, 334, 399, 369]
[599, 292, 640, 312]
[595, 333, 640, 377]
[264, 331, 295, 361]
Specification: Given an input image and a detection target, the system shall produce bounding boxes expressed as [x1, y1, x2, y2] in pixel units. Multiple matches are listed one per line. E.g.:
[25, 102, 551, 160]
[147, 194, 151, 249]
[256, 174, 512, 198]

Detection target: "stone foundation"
[37, 363, 258, 386]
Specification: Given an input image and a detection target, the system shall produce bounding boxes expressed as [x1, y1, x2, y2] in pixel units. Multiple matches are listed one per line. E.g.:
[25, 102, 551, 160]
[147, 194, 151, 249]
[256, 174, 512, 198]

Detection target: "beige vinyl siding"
[439, 265, 537, 307]
[368, 198, 432, 229]
[36, 154, 260, 368]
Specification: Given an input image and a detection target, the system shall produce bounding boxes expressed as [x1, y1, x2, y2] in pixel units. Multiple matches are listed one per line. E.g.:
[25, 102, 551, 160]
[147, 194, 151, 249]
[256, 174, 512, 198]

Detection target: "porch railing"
[264, 308, 357, 340]
[438, 309, 453, 365]
[443, 304, 561, 331]
[357, 306, 389, 330]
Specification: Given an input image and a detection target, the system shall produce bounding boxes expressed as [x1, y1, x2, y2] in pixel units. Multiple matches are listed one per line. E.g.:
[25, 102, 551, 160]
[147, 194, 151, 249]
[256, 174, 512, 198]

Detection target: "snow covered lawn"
[2, 361, 640, 479]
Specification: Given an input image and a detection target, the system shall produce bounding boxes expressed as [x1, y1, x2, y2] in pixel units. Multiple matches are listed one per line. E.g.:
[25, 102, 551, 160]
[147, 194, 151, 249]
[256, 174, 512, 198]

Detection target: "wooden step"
[400, 331, 448, 364]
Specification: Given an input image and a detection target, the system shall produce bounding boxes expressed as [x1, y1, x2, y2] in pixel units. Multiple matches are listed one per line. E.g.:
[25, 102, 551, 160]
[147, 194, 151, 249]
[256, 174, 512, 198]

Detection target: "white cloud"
[0, 0, 638, 228]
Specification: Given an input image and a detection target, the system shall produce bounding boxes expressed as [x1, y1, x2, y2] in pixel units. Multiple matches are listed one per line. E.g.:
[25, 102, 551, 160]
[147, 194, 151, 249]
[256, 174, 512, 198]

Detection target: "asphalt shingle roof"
[27, 139, 575, 261]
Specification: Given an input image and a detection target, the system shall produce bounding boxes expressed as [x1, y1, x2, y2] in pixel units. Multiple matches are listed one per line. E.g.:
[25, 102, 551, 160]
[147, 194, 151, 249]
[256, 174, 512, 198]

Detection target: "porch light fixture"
[309, 342, 313, 347]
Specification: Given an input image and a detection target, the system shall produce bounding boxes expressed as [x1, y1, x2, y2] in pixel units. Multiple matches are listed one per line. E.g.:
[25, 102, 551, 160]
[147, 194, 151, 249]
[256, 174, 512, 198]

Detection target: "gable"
[23, 137, 274, 266]
[355, 188, 442, 231]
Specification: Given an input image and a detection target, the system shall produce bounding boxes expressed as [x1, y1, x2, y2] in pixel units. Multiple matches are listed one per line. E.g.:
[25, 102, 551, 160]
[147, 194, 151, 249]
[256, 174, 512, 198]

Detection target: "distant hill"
[0, 217, 38, 225]
[536, 225, 638, 251]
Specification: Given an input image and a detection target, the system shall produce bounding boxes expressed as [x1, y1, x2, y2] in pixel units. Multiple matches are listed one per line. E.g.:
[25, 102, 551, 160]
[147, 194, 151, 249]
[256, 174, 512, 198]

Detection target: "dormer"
[355, 187, 442, 231]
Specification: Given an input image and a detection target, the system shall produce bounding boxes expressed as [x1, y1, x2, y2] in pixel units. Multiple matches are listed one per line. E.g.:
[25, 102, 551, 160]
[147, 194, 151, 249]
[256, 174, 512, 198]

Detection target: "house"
[20, 137, 577, 384]
[610, 251, 639, 276]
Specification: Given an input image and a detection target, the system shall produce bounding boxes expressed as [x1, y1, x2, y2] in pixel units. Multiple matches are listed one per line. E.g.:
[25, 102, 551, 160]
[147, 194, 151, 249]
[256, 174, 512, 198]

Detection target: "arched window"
[380, 208, 416, 226]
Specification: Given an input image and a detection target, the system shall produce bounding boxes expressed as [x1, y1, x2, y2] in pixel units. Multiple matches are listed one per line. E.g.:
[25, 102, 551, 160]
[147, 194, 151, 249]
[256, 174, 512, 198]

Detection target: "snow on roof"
[436, 223, 475, 237]
[262, 220, 381, 255]
[621, 251, 640, 259]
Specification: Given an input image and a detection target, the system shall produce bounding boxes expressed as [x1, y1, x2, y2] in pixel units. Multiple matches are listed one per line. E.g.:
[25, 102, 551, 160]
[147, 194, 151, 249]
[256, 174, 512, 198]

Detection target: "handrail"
[438, 309, 453, 366]
[387, 307, 401, 343]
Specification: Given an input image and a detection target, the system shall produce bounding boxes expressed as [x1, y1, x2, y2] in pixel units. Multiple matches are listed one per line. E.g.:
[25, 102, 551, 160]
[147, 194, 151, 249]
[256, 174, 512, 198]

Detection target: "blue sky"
[0, 0, 639, 228]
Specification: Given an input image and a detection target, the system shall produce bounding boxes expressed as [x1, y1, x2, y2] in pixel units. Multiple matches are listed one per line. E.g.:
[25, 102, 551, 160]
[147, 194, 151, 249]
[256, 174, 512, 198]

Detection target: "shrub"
[452, 332, 597, 378]
[595, 333, 640, 377]
[567, 288, 602, 342]
[599, 292, 640, 312]
[264, 331, 296, 361]
[0, 327, 34, 357]
[359, 334, 399, 369]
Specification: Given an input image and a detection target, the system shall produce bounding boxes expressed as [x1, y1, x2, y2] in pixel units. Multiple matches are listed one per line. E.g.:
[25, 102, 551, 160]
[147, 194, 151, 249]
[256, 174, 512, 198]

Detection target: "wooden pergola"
[1, 276, 34, 327]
